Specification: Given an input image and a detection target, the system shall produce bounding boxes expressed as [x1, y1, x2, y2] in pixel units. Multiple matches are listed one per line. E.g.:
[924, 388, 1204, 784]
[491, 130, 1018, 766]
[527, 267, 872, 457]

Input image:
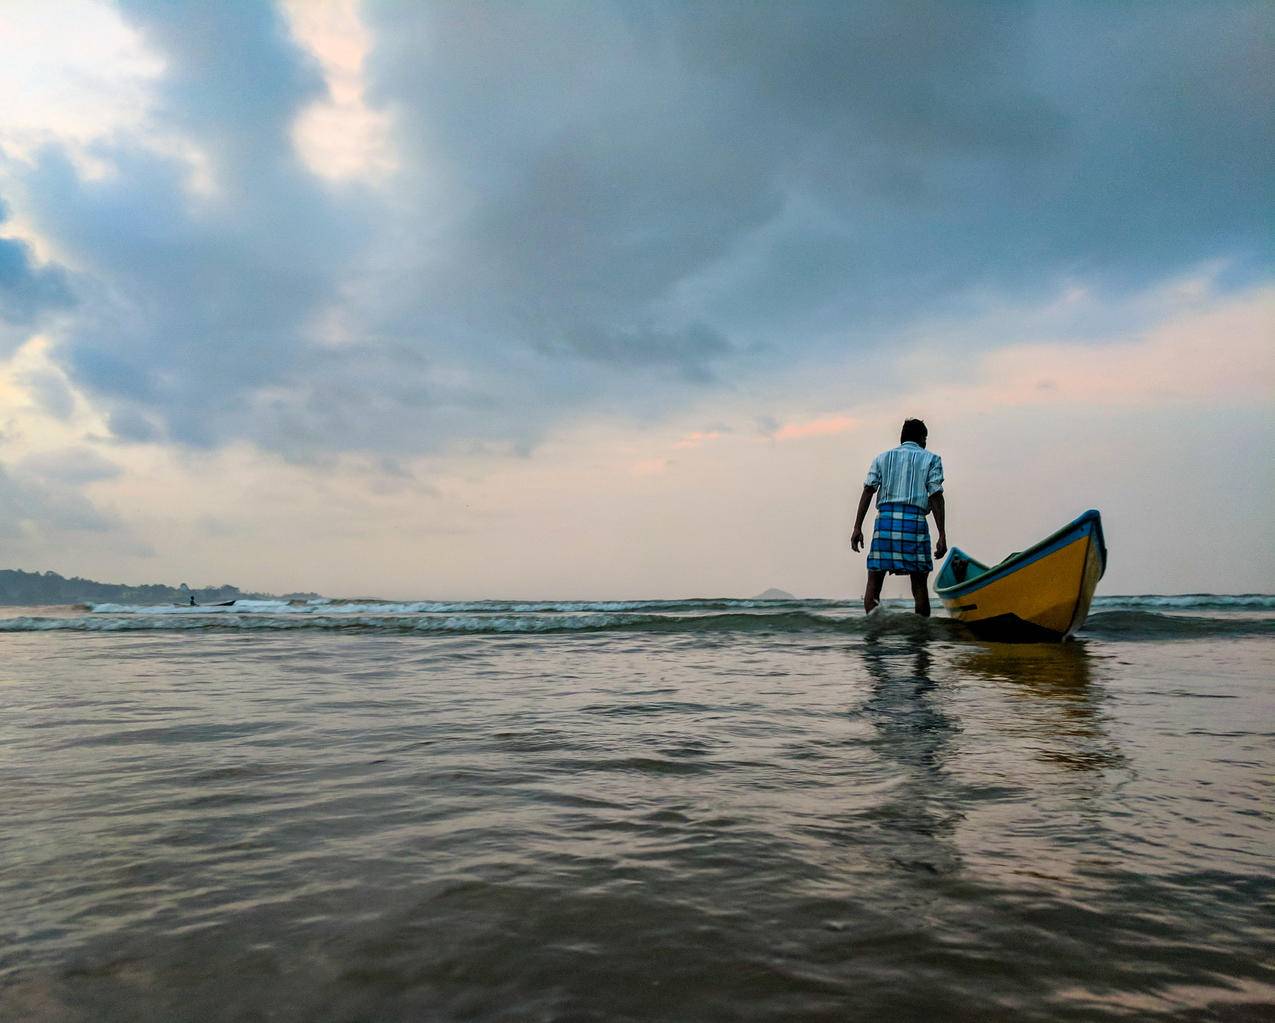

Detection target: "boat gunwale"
[936, 509, 1106, 600]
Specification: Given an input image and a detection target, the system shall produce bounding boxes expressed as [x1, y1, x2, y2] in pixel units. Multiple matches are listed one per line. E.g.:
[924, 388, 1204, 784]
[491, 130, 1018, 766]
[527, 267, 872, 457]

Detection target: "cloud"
[107, 407, 161, 444]
[673, 430, 724, 450]
[17, 446, 123, 484]
[0, 0, 162, 163]
[0, 235, 72, 326]
[538, 322, 735, 382]
[630, 457, 670, 477]
[17, 367, 76, 420]
[0, 200, 74, 353]
[0, 0, 1268, 464]
[900, 284, 1275, 414]
[281, 0, 396, 182]
[0, 462, 118, 537]
[774, 414, 858, 441]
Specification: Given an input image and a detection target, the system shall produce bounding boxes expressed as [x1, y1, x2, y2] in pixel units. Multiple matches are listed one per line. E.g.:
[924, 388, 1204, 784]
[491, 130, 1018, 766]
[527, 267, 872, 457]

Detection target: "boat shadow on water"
[856, 626, 1123, 797]
[859, 610, 1120, 767]
[849, 630, 1126, 885]
[952, 639, 1126, 774]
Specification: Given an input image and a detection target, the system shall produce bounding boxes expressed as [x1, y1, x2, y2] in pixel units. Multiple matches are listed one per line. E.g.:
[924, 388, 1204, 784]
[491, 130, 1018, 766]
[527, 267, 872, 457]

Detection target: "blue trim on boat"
[936, 510, 1106, 599]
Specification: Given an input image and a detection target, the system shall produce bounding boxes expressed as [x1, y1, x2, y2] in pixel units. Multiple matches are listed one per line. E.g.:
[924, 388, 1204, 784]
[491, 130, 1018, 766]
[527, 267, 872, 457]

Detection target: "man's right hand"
[850, 528, 865, 552]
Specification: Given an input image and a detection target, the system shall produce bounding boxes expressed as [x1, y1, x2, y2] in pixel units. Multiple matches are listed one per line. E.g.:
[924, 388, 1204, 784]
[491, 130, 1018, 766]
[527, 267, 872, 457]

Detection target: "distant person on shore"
[850, 419, 947, 616]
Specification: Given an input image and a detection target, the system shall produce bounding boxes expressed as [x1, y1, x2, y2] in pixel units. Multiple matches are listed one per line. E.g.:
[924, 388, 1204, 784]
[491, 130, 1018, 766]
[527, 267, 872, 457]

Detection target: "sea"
[1, 595, 1272, 1022]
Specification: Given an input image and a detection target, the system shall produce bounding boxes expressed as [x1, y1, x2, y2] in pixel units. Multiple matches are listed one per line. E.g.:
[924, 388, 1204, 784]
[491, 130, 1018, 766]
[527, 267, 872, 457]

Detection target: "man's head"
[900, 418, 928, 447]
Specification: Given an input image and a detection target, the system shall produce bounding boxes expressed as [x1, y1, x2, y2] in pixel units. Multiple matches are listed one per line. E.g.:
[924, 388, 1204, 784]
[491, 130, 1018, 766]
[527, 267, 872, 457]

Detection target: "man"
[850, 419, 947, 616]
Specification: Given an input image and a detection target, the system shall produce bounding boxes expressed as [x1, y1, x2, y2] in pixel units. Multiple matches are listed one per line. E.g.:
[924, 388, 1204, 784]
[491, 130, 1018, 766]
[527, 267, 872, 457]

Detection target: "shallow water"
[1, 600, 1272, 1021]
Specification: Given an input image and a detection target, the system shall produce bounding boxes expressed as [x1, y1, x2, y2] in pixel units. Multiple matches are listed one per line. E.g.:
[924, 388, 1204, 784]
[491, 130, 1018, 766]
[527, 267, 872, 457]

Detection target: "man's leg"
[909, 572, 931, 617]
[864, 570, 885, 614]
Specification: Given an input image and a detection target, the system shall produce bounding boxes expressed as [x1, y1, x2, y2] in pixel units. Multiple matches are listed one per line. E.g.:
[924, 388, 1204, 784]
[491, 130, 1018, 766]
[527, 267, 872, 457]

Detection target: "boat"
[934, 510, 1107, 641]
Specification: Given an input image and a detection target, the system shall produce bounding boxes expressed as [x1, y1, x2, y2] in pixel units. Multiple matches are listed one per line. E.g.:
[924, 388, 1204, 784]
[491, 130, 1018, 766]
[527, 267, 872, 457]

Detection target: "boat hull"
[936, 511, 1106, 642]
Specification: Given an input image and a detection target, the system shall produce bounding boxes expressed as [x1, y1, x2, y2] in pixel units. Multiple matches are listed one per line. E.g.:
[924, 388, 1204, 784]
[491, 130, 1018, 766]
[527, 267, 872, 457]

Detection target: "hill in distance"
[752, 587, 795, 600]
[0, 568, 319, 606]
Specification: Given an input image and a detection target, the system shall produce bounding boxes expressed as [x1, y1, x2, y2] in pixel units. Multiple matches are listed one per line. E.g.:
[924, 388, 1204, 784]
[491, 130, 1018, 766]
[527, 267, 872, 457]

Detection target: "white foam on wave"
[88, 599, 296, 614]
[86, 597, 833, 616]
[1, 615, 217, 632]
[409, 613, 637, 633]
[59, 593, 1275, 639]
[4, 604, 1271, 638]
[1092, 594, 1275, 609]
[1, 608, 853, 635]
[2, 612, 648, 633]
[85, 593, 1275, 618]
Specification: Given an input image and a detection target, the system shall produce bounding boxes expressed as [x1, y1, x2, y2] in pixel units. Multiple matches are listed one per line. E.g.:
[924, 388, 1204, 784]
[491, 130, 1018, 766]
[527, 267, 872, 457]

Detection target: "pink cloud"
[920, 285, 1274, 411]
[774, 414, 858, 441]
[673, 430, 723, 449]
[630, 457, 670, 476]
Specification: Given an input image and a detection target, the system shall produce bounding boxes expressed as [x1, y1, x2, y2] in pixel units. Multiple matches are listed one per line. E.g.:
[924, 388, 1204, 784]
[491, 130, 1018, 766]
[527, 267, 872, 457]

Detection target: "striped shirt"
[864, 441, 944, 510]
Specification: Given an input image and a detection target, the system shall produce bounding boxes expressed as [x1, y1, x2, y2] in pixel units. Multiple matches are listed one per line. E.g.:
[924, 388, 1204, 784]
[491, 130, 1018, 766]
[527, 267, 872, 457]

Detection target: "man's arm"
[931, 493, 947, 559]
[851, 485, 874, 552]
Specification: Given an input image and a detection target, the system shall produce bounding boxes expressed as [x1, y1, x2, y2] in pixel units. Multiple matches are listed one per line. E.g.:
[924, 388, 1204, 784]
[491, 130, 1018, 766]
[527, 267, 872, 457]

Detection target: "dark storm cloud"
[540, 323, 734, 383]
[15, 0, 367, 447]
[17, 447, 123, 485]
[5, 0, 1271, 457]
[364, 1, 1271, 340]
[0, 463, 118, 535]
[18, 368, 76, 420]
[0, 198, 74, 354]
[0, 234, 71, 328]
[106, 408, 160, 444]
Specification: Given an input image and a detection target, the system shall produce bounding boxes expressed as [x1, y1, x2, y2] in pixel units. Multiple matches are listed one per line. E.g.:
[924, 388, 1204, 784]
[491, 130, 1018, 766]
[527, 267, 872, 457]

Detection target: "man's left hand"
[934, 536, 948, 559]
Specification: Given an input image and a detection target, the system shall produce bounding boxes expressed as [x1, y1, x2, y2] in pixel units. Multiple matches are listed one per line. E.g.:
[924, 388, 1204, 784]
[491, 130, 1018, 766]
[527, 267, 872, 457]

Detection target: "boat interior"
[935, 549, 1025, 591]
[935, 551, 987, 589]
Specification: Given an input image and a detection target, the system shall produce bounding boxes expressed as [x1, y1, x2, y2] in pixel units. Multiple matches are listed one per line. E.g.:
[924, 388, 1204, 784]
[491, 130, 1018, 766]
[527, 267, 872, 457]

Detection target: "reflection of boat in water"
[952, 641, 1123, 772]
[935, 510, 1106, 642]
[955, 642, 1094, 694]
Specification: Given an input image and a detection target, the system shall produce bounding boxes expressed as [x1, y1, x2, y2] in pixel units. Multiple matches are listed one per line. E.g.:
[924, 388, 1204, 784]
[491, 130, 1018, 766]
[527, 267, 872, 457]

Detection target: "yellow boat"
[934, 510, 1107, 641]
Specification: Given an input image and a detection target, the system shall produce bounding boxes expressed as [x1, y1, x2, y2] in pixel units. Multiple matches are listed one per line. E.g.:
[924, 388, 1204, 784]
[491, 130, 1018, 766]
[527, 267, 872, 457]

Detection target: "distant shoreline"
[0, 568, 318, 607]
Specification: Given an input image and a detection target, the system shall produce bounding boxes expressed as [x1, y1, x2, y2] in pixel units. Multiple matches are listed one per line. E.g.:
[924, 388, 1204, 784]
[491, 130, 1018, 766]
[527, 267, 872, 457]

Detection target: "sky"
[0, 0, 1271, 599]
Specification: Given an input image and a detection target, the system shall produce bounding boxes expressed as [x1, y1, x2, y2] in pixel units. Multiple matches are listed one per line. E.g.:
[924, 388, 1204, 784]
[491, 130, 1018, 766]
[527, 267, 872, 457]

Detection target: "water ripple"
[0, 627, 1271, 1020]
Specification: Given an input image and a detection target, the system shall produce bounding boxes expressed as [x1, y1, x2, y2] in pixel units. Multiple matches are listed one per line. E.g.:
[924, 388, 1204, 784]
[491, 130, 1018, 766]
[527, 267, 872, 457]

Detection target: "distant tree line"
[0, 569, 318, 606]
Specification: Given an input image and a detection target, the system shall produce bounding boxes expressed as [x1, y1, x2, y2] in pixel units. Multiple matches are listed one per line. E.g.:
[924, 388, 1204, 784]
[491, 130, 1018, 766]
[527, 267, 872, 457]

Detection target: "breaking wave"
[84, 597, 836, 616]
[82, 593, 1275, 617]
[1091, 594, 1275, 610]
[1078, 610, 1275, 639]
[4, 610, 861, 636]
[2, 601, 1271, 640]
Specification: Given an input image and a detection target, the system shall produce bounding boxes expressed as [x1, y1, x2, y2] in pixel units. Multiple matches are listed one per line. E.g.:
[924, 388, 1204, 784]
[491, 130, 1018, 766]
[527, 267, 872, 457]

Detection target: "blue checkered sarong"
[866, 501, 933, 575]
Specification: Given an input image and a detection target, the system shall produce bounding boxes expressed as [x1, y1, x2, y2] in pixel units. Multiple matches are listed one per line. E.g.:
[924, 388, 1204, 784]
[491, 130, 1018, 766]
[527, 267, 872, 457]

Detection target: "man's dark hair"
[900, 418, 928, 446]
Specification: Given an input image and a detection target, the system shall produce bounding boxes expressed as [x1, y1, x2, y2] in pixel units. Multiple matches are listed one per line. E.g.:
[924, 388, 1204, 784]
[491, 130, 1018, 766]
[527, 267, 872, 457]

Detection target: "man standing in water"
[850, 419, 947, 616]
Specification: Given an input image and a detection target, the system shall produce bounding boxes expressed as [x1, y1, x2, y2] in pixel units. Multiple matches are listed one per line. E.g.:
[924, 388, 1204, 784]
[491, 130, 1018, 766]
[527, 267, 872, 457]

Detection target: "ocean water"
[1, 596, 1272, 1021]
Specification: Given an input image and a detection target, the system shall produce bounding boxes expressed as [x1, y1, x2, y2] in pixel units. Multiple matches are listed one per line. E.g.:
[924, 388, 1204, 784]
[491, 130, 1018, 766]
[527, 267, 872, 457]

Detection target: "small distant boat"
[935, 510, 1107, 641]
